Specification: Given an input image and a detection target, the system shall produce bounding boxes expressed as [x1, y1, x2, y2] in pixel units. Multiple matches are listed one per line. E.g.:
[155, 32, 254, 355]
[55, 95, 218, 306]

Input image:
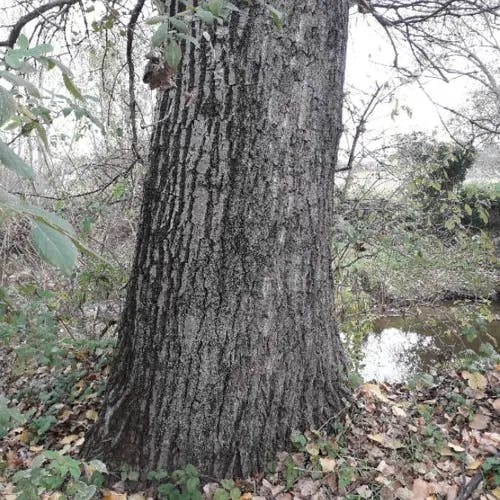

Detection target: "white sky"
[346, 13, 475, 137]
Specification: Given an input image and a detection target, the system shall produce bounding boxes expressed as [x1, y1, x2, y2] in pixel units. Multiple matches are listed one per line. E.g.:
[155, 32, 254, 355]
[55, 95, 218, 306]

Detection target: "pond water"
[359, 303, 500, 383]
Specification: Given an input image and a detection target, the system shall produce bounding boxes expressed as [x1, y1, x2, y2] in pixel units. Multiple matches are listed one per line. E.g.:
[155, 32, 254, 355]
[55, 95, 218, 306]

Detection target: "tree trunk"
[83, 0, 350, 480]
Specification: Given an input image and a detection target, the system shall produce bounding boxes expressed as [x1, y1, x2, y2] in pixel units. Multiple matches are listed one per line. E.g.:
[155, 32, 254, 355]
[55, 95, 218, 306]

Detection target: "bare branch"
[0, 0, 81, 48]
[126, 0, 147, 160]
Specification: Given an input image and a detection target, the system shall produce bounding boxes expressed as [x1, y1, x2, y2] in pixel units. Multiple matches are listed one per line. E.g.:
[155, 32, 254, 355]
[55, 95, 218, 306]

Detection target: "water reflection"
[358, 305, 500, 383]
[361, 329, 426, 382]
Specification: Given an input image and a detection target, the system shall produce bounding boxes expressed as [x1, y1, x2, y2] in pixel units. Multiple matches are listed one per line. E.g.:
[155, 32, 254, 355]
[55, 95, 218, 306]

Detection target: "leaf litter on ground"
[0, 345, 499, 499]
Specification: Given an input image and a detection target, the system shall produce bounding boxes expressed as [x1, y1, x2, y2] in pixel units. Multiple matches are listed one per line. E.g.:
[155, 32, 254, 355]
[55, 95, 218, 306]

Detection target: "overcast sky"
[346, 13, 475, 138]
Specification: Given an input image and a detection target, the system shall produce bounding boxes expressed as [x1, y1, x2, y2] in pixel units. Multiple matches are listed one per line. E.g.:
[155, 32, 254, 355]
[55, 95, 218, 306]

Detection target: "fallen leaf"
[86, 409, 98, 421]
[395, 486, 414, 499]
[101, 491, 127, 500]
[294, 478, 320, 497]
[392, 406, 408, 418]
[492, 399, 500, 413]
[447, 442, 465, 452]
[360, 383, 391, 403]
[412, 478, 430, 500]
[469, 413, 490, 430]
[319, 457, 336, 473]
[376, 460, 396, 475]
[306, 443, 320, 456]
[368, 433, 403, 449]
[462, 371, 487, 390]
[356, 485, 373, 498]
[440, 445, 454, 457]
[466, 459, 482, 471]
[323, 472, 337, 493]
[60, 434, 80, 445]
[6, 450, 22, 470]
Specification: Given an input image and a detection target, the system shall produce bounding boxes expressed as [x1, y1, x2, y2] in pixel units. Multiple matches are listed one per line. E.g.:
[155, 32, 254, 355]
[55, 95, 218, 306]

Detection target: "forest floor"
[0, 343, 499, 500]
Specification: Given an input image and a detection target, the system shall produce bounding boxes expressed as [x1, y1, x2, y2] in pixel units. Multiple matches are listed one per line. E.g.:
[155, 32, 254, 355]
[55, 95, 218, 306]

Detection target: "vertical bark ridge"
[83, 0, 351, 479]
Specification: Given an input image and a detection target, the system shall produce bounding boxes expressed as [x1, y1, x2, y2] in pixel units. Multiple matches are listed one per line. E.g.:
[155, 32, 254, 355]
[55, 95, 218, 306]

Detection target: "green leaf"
[34, 122, 49, 150]
[63, 73, 84, 101]
[186, 476, 200, 493]
[145, 15, 167, 25]
[16, 34, 29, 50]
[169, 17, 190, 34]
[220, 479, 235, 490]
[152, 23, 170, 47]
[88, 460, 108, 474]
[185, 464, 198, 477]
[176, 33, 200, 48]
[213, 488, 229, 500]
[30, 220, 77, 276]
[0, 85, 16, 126]
[0, 141, 34, 178]
[0, 70, 41, 97]
[25, 43, 53, 58]
[223, 1, 240, 12]
[72, 483, 97, 500]
[464, 203, 472, 216]
[290, 429, 307, 450]
[39, 56, 73, 76]
[206, 0, 224, 17]
[267, 5, 283, 29]
[478, 206, 489, 224]
[164, 41, 182, 69]
[5, 52, 22, 69]
[195, 8, 217, 24]
[229, 488, 241, 500]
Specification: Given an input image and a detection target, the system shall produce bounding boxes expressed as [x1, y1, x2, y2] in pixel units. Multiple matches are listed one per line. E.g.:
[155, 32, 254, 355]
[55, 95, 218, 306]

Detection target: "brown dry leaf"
[440, 446, 454, 457]
[377, 460, 396, 476]
[240, 494, 252, 500]
[483, 432, 500, 445]
[323, 472, 337, 493]
[101, 491, 127, 500]
[462, 371, 487, 390]
[15, 428, 31, 444]
[412, 478, 431, 500]
[392, 406, 408, 418]
[395, 486, 414, 499]
[431, 482, 458, 500]
[360, 383, 391, 403]
[466, 459, 483, 471]
[60, 434, 80, 445]
[306, 443, 320, 456]
[319, 456, 336, 473]
[85, 409, 98, 421]
[491, 487, 500, 499]
[6, 449, 22, 470]
[294, 478, 320, 497]
[356, 485, 373, 498]
[203, 483, 218, 498]
[45, 493, 64, 499]
[270, 485, 285, 497]
[469, 413, 490, 430]
[492, 399, 500, 413]
[368, 433, 404, 449]
[375, 475, 393, 487]
[447, 442, 465, 452]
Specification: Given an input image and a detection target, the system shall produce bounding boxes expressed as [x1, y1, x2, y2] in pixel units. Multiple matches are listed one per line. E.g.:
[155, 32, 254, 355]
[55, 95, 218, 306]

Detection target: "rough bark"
[83, 0, 350, 479]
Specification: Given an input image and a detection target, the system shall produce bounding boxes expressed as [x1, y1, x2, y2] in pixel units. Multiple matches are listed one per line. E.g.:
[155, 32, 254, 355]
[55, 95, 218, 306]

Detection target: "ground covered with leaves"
[0, 341, 499, 500]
